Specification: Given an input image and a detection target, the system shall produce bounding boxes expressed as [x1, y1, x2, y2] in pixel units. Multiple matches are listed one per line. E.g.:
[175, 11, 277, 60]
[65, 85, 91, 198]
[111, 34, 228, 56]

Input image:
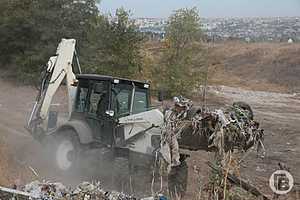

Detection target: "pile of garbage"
[0, 180, 167, 200]
[0, 181, 167, 200]
[161, 97, 265, 163]
[191, 102, 265, 154]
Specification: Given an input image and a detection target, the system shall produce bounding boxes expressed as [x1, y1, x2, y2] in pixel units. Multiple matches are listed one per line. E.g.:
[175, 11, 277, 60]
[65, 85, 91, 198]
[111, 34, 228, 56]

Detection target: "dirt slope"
[208, 42, 300, 93]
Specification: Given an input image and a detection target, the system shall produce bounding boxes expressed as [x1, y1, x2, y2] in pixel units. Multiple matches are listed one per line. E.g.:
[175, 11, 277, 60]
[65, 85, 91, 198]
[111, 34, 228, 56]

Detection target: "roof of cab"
[76, 74, 149, 85]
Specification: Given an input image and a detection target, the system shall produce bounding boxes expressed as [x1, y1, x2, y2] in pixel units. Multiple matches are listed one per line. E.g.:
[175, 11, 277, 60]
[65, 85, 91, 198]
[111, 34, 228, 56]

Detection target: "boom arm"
[27, 39, 80, 139]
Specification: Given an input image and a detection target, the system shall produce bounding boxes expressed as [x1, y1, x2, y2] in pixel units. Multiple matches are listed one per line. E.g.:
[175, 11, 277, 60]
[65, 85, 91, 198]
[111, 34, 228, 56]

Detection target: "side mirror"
[158, 90, 166, 102]
[105, 110, 115, 117]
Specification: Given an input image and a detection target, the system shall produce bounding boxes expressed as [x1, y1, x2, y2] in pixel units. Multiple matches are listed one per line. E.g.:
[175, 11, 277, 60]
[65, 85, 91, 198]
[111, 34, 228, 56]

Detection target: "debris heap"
[190, 102, 265, 155]
[0, 181, 138, 200]
[161, 97, 265, 160]
[160, 96, 266, 199]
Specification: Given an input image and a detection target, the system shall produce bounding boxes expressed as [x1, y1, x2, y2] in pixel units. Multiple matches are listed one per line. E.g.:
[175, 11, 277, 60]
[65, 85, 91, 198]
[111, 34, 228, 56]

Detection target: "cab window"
[88, 81, 109, 116]
[75, 80, 89, 112]
[132, 88, 149, 114]
[112, 84, 132, 117]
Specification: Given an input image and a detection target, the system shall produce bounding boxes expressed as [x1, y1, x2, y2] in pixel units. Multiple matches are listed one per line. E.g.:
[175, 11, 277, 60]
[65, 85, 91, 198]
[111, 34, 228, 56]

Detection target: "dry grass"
[207, 41, 300, 93]
[143, 41, 300, 93]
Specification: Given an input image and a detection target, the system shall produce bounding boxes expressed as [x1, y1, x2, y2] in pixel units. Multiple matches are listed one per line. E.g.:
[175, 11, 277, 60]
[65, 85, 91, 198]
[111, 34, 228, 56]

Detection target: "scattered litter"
[255, 166, 266, 172]
[24, 180, 69, 199]
[28, 166, 39, 178]
[0, 180, 166, 200]
[141, 194, 167, 200]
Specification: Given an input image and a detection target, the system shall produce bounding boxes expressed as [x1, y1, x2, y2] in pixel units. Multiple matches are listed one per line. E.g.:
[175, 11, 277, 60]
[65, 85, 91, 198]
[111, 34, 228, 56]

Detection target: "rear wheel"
[168, 160, 188, 199]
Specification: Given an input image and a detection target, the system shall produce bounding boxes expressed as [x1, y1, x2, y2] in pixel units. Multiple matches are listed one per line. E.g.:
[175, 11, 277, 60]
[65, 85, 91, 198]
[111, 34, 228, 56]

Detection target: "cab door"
[85, 80, 113, 146]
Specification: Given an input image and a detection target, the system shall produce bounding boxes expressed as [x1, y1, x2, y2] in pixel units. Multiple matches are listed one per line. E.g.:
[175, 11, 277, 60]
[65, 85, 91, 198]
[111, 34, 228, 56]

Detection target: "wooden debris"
[0, 185, 37, 199]
[207, 161, 270, 200]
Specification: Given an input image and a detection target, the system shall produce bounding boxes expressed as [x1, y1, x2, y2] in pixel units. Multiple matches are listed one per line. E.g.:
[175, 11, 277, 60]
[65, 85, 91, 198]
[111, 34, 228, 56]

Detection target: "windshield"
[75, 80, 89, 112]
[111, 83, 150, 117]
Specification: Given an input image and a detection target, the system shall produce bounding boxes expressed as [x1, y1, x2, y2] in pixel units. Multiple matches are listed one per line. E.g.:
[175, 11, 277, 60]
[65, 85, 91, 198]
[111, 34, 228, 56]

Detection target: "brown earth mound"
[208, 42, 300, 92]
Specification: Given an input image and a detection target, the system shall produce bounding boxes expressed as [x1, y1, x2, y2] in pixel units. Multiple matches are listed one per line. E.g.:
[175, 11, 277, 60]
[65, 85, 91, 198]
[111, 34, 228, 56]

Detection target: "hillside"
[208, 42, 300, 92]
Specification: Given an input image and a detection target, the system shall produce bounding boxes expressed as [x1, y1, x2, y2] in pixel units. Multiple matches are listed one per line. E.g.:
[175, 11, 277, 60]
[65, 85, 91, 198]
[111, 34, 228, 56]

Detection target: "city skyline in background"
[100, 0, 300, 18]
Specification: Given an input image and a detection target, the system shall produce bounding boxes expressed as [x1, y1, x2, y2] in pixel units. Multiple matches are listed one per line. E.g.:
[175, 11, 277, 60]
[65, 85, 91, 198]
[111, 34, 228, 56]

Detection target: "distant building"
[134, 17, 300, 42]
[288, 38, 294, 43]
[245, 37, 251, 43]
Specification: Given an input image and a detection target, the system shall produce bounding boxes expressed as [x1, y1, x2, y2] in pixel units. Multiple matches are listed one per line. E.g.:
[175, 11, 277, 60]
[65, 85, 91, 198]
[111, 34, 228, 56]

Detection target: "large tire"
[46, 129, 80, 172]
[113, 157, 131, 193]
[168, 160, 188, 199]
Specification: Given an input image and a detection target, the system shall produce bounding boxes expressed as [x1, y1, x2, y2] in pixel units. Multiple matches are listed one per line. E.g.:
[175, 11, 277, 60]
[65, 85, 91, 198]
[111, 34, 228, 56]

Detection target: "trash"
[159, 97, 266, 200]
[207, 161, 270, 200]
[24, 180, 69, 199]
[28, 165, 40, 178]
[141, 194, 167, 200]
[0, 185, 36, 199]
[0, 180, 146, 200]
[255, 166, 266, 172]
[166, 98, 265, 156]
[160, 97, 265, 170]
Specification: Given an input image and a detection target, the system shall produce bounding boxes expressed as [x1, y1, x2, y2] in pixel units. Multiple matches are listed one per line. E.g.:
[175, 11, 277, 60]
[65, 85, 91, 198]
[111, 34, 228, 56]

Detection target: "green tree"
[0, 1, 143, 82]
[166, 7, 202, 57]
[0, 0, 100, 82]
[93, 8, 144, 78]
[159, 7, 205, 96]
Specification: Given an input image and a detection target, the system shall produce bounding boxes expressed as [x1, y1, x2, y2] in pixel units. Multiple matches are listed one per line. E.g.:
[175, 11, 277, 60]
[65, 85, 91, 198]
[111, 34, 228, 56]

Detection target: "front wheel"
[47, 129, 80, 172]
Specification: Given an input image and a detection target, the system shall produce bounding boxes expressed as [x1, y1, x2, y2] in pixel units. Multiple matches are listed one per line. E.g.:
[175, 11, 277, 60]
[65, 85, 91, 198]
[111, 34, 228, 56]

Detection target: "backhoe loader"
[26, 39, 187, 196]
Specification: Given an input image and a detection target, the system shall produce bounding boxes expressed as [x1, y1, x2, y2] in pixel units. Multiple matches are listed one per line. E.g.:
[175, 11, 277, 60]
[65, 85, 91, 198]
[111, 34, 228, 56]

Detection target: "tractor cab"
[71, 74, 152, 146]
[74, 74, 151, 118]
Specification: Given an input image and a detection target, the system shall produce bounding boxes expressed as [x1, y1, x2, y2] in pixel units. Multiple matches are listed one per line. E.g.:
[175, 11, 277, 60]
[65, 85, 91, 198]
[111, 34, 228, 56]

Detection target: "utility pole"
[202, 45, 210, 112]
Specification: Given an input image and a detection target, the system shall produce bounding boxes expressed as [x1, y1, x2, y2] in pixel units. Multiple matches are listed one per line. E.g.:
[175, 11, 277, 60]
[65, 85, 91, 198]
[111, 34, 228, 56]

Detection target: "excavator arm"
[27, 39, 80, 139]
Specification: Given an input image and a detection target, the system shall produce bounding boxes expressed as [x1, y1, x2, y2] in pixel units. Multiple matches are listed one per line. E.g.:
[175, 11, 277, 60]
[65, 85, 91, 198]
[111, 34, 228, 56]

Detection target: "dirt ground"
[0, 78, 299, 199]
[0, 41, 300, 199]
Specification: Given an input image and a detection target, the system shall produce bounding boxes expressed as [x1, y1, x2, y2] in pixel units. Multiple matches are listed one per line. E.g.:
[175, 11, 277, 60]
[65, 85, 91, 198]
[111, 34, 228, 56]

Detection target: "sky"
[99, 0, 300, 18]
